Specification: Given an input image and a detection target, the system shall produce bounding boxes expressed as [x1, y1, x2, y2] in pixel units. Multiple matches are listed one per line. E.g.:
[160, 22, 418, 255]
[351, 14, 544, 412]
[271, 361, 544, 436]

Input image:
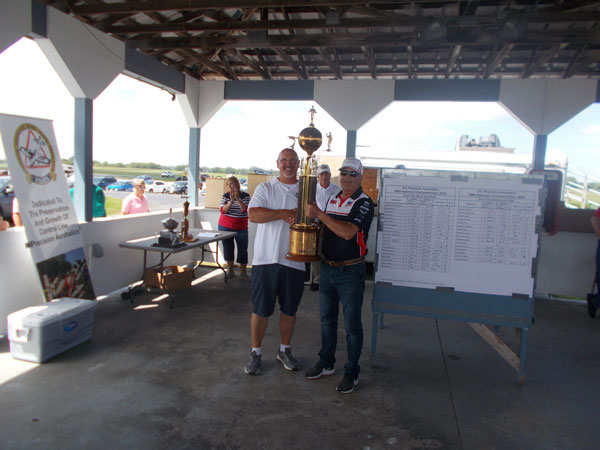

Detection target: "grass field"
[105, 196, 121, 216]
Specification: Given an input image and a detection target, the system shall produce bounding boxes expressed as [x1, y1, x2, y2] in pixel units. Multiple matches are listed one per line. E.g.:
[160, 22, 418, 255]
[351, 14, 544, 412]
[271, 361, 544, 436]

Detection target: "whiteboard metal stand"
[370, 286, 534, 383]
[369, 169, 544, 383]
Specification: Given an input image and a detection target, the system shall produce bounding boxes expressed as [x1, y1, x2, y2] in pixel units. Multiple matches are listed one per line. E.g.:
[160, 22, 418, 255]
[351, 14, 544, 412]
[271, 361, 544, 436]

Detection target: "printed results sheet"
[375, 174, 541, 297]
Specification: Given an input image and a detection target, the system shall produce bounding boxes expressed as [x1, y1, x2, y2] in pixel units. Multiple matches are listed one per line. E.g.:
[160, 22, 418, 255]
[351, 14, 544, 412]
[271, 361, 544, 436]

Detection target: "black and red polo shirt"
[321, 186, 375, 261]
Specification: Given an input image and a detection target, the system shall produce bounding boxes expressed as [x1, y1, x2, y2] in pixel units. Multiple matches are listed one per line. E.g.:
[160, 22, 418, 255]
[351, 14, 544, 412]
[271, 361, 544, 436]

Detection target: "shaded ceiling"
[42, 1, 600, 81]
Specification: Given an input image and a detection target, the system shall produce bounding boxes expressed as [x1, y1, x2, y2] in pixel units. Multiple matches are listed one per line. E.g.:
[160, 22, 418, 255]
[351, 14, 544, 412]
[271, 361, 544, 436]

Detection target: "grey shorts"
[251, 264, 304, 317]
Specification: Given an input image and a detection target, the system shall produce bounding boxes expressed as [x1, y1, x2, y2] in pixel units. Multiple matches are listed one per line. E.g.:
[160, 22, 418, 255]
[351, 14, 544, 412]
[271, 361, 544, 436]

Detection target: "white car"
[161, 171, 174, 178]
[145, 180, 170, 193]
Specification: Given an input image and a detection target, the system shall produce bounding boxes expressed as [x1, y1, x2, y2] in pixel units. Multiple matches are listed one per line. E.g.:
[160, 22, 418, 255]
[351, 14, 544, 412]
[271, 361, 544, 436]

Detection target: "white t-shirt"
[316, 182, 340, 210]
[249, 178, 304, 270]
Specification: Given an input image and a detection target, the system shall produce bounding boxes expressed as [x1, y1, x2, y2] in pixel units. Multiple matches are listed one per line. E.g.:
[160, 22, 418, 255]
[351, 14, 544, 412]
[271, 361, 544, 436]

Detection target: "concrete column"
[346, 130, 357, 158]
[532, 134, 547, 171]
[73, 97, 93, 222]
[188, 128, 201, 207]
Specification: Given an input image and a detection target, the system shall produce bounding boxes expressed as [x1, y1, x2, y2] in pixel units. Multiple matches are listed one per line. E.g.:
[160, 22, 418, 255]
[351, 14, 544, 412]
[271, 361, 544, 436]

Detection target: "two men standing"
[244, 152, 374, 395]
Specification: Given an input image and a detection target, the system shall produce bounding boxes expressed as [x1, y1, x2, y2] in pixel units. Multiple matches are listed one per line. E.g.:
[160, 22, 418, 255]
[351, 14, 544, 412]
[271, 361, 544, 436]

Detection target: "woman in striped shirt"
[218, 176, 251, 281]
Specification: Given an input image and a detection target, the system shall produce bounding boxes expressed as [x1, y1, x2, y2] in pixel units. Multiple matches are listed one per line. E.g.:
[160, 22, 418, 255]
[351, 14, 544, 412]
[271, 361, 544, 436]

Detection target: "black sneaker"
[309, 282, 319, 291]
[587, 294, 598, 318]
[336, 374, 358, 393]
[305, 362, 335, 379]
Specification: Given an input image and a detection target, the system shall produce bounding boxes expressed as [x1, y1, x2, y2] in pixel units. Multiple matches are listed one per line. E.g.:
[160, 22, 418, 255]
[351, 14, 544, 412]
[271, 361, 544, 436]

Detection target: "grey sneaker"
[336, 373, 358, 393]
[276, 348, 299, 371]
[244, 351, 261, 375]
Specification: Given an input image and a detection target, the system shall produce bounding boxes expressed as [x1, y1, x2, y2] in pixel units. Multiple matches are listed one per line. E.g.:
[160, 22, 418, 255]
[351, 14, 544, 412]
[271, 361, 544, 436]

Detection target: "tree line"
[61, 158, 272, 175]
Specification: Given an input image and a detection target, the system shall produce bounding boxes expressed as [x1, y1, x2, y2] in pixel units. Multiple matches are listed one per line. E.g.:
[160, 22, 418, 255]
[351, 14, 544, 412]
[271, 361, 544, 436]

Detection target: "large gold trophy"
[286, 106, 328, 262]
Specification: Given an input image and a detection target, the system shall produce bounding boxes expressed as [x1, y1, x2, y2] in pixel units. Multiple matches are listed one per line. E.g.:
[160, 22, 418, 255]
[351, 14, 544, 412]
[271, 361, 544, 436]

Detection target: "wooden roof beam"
[218, 52, 239, 80]
[362, 46, 377, 79]
[522, 43, 563, 79]
[227, 48, 271, 79]
[445, 44, 461, 78]
[318, 48, 342, 79]
[182, 48, 237, 79]
[274, 48, 308, 79]
[483, 43, 513, 78]
[253, 49, 273, 79]
[407, 45, 413, 79]
[72, 1, 411, 15]
[562, 44, 586, 79]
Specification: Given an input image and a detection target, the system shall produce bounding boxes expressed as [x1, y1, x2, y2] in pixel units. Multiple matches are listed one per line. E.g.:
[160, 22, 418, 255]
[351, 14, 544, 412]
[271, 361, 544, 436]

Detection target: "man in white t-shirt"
[310, 164, 340, 291]
[244, 147, 305, 375]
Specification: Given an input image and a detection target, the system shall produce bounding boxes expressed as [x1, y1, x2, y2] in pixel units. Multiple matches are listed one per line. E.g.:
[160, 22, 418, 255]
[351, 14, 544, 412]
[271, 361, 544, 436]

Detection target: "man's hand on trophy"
[305, 202, 321, 219]
[282, 208, 297, 225]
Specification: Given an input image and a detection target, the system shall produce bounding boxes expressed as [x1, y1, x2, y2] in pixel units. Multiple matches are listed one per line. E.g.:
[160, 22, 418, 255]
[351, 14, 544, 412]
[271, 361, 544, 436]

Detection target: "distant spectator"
[122, 179, 149, 215]
[12, 197, 22, 227]
[218, 176, 251, 281]
[70, 184, 107, 218]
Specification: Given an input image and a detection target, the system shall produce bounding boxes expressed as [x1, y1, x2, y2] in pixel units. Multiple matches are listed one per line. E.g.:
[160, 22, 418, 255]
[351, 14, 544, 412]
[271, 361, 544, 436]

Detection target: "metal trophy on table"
[286, 106, 331, 262]
[180, 197, 196, 242]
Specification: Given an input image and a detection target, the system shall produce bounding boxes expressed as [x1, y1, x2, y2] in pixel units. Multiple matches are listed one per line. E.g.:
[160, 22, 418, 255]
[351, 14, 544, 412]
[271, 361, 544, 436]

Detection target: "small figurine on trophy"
[286, 106, 329, 262]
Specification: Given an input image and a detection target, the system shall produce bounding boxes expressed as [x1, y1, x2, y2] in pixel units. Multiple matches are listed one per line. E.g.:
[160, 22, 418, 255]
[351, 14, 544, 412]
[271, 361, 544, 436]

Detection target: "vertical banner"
[0, 113, 95, 301]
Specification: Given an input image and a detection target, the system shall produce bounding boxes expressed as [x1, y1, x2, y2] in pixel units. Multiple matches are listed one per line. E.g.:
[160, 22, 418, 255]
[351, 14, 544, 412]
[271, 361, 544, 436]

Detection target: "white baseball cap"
[317, 164, 331, 175]
[339, 157, 363, 175]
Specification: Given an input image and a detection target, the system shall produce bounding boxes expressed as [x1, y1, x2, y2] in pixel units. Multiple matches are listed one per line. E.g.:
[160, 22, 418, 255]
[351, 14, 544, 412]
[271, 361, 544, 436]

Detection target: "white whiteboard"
[375, 171, 543, 297]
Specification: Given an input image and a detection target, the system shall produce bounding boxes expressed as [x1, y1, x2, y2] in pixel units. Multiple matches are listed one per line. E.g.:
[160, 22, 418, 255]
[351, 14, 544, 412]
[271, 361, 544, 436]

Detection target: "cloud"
[584, 124, 600, 135]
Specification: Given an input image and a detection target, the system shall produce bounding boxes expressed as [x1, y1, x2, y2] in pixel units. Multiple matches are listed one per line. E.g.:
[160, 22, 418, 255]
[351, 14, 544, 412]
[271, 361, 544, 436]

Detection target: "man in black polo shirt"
[303, 157, 374, 393]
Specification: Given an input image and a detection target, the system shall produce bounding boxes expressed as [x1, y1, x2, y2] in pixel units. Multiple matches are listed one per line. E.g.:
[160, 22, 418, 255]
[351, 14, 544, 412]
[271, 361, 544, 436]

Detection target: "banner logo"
[13, 123, 56, 185]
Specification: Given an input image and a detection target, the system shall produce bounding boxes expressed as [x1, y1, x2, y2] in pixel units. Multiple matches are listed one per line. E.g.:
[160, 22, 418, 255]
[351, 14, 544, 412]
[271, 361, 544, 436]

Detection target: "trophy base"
[286, 224, 320, 262]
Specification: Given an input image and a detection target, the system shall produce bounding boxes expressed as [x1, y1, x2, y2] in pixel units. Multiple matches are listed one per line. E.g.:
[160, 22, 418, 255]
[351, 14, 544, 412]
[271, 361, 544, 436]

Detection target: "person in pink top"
[122, 179, 149, 215]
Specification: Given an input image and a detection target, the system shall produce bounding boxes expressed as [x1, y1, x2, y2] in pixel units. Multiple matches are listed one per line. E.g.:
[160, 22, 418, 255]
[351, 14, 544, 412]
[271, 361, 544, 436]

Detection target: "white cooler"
[7, 297, 98, 363]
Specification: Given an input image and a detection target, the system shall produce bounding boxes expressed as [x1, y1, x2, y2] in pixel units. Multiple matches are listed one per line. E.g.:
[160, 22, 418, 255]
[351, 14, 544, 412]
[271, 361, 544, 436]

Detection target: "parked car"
[106, 180, 134, 192]
[134, 175, 154, 183]
[93, 176, 117, 190]
[161, 171, 174, 178]
[175, 175, 188, 182]
[0, 176, 15, 224]
[146, 180, 170, 193]
[168, 181, 187, 195]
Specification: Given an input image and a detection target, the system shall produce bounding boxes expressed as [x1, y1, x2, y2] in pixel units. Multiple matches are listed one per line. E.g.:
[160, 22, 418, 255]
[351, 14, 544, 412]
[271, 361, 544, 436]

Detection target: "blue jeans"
[217, 224, 248, 265]
[318, 262, 366, 377]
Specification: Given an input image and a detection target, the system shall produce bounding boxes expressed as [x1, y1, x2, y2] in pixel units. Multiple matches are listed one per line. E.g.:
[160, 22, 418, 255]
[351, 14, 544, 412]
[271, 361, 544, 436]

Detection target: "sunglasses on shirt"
[339, 170, 359, 177]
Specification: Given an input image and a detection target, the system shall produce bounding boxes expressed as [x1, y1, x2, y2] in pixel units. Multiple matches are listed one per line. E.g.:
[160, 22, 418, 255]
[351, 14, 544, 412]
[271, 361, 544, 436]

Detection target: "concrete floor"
[1, 267, 600, 450]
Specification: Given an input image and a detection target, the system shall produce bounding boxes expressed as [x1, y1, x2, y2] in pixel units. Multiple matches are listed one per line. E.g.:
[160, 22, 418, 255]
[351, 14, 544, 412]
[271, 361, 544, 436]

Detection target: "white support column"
[177, 77, 226, 207]
[32, 7, 124, 221]
[73, 98, 94, 222]
[499, 79, 597, 169]
[314, 80, 394, 158]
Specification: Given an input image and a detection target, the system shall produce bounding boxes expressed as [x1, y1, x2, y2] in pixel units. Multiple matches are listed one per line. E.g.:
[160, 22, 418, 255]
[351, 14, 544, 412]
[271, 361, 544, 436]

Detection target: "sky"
[0, 37, 598, 179]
